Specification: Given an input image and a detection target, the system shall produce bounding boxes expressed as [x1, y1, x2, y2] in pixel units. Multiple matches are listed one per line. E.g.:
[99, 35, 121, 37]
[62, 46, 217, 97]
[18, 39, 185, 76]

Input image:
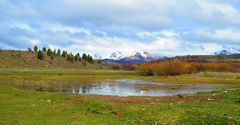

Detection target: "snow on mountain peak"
[214, 48, 240, 56]
[109, 51, 123, 60]
[103, 50, 166, 63]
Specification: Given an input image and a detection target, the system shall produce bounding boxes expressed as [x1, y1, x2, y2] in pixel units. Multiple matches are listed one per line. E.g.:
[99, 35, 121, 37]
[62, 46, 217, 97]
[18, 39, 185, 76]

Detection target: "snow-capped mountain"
[214, 48, 240, 56]
[94, 54, 103, 59]
[109, 51, 124, 60]
[104, 51, 165, 63]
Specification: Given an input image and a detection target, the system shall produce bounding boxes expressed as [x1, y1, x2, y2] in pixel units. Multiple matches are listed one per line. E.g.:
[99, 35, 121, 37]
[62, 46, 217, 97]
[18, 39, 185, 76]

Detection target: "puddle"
[52, 79, 225, 96]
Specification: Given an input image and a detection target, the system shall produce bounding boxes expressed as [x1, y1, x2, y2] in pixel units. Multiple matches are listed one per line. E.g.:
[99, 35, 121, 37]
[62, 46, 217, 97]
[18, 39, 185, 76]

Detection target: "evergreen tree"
[47, 48, 54, 60]
[87, 54, 93, 63]
[53, 49, 56, 55]
[34, 46, 38, 53]
[62, 51, 67, 57]
[42, 47, 46, 52]
[67, 53, 74, 62]
[47, 48, 53, 56]
[37, 50, 44, 60]
[57, 49, 61, 56]
[82, 53, 87, 60]
[74, 53, 80, 61]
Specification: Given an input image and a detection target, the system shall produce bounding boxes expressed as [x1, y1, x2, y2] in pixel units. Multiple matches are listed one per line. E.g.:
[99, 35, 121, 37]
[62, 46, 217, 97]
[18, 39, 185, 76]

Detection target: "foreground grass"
[0, 84, 239, 125]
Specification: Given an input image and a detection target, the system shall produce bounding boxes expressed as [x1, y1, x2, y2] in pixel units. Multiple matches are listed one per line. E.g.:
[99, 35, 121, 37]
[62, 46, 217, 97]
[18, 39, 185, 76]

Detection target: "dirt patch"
[65, 93, 220, 104]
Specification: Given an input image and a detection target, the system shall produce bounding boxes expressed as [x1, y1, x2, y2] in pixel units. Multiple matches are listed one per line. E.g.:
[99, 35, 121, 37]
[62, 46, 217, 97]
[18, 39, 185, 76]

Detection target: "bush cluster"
[138, 60, 237, 76]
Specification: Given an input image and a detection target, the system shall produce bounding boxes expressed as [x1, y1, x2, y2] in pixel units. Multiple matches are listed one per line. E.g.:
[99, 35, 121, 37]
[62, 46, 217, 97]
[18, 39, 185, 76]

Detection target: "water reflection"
[56, 79, 224, 97]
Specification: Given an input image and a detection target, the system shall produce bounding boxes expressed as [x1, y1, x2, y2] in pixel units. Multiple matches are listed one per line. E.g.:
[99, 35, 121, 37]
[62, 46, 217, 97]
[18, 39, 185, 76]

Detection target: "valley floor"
[0, 70, 240, 125]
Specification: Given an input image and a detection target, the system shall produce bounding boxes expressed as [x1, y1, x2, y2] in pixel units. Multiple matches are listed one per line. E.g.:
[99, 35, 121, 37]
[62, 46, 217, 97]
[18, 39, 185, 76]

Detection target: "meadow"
[0, 69, 240, 124]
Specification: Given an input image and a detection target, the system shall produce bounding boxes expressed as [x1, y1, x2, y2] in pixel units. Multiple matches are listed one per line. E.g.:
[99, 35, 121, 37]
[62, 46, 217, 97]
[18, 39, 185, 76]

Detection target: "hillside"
[157, 55, 240, 65]
[0, 50, 108, 70]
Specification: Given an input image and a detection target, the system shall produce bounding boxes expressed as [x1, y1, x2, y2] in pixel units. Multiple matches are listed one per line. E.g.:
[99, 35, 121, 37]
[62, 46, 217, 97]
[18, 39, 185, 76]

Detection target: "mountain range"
[93, 48, 240, 63]
[103, 51, 166, 63]
[214, 48, 240, 56]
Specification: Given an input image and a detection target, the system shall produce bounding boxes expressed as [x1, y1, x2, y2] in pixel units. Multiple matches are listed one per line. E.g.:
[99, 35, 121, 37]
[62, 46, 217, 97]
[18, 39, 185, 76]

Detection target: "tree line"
[29, 46, 93, 63]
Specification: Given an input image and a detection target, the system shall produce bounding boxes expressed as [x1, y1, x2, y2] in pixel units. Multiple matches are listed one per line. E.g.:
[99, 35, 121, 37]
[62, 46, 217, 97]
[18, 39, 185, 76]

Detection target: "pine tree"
[47, 48, 53, 56]
[37, 50, 44, 60]
[57, 49, 61, 56]
[42, 47, 46, 52]
[82, 53, 87, 60]
[74, 53, 80, 61]
[87, 54, 93, 63]
[53, 49, 56, 55]
[62, 51, 67, 57]
[47, 48, 54, 60]
[67, 53, 74, 62]
[34, 46, 38, 53]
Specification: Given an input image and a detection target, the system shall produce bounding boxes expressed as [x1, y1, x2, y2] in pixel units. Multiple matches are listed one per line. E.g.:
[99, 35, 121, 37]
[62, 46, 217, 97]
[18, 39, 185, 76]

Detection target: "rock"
[46, 99, 51, 103]
[208, 98, 213, 101]
[212, 93, 217, 96]
[177, 94, 183, 98]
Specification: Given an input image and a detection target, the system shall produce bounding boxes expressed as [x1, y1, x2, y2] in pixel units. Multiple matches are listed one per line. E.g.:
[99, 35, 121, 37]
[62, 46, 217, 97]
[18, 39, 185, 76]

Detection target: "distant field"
[0, 70, 239, 92]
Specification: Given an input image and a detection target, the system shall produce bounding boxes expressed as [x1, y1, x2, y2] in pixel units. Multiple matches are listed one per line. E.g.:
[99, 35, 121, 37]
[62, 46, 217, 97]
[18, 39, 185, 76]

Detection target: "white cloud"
[195, 28, 240, 43]
[30, 39, 40, 46]
[197, 1, 240, 24]
[0, 0, 240, 57]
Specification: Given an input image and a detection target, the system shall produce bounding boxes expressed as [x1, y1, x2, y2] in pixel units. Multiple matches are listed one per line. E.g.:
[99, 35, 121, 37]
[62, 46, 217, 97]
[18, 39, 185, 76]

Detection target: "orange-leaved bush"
[137, 60, 237, 76]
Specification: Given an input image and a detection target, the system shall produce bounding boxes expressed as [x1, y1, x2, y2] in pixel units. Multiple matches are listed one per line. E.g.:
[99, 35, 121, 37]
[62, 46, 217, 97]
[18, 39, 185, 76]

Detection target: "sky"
[0, 0, 240, 58]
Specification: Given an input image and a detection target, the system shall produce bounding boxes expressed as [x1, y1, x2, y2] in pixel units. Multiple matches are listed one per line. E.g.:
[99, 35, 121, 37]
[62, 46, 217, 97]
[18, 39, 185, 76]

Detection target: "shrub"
[138, 60, 236, 76]
[195, 62, 236, 72]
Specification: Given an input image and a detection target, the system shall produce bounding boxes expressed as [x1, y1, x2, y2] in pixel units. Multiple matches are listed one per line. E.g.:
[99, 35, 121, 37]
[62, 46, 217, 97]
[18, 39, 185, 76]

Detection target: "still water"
[55, 79, 224, 96]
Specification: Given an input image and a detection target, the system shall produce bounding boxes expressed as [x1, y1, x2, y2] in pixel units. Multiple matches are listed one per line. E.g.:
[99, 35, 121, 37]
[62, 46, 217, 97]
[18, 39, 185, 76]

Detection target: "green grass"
[0, 84, 239, 125]
[0, 70, 240, 124]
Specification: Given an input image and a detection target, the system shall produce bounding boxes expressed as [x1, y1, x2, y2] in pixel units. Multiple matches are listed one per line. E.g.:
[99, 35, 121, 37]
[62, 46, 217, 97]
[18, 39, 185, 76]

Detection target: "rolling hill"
[0, 50, 108, 70]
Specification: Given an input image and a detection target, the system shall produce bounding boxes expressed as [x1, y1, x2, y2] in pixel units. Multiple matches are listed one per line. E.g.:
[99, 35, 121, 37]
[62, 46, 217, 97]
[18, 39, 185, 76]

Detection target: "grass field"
[0, 70, 240, 124]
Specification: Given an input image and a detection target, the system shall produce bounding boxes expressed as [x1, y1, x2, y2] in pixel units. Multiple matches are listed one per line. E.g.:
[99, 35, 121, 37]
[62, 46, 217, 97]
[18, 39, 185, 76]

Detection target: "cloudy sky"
[0, 0, 240, 57]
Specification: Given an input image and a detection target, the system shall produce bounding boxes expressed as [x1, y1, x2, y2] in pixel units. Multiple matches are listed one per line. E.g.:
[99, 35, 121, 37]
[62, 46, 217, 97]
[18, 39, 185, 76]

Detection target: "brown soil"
[65, 92, 220, 105]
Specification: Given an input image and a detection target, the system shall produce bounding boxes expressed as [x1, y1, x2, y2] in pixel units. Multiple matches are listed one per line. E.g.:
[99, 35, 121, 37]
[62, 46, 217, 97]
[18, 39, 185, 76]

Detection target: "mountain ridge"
[103, 51, 166, 63]
[214, 49, 240, 56]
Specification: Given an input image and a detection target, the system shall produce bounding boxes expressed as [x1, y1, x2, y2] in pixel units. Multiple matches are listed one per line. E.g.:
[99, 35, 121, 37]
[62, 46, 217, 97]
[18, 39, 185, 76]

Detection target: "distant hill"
[162, 55, 240, 66]
[0, 50, 108, 69]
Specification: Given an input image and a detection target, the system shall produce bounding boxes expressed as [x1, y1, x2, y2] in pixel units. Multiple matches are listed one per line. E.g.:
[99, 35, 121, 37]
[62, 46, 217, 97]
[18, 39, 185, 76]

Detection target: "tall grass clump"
[138, 60, 237, 76]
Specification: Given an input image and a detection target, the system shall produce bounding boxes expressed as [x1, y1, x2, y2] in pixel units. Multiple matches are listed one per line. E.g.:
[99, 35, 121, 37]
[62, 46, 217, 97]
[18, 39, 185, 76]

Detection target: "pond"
[53, 79, 225, 97]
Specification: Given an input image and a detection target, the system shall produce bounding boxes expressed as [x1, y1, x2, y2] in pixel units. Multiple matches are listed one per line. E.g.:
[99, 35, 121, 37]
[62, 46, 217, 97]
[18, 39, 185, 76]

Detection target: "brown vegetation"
[138, 60, 237, 76]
